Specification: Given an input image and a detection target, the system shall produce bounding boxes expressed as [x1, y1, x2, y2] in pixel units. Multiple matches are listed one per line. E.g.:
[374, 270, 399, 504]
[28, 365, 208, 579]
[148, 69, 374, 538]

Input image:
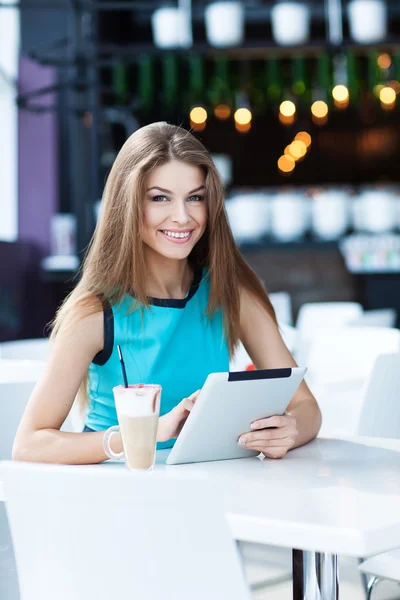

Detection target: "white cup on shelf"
[353, 190, 396, 233]
[270, 192, 310, 242]
[205, 1, 245, 47]
[151, 6, 192, 49]
[311, 190, 349, 240]
[270, 1, 311, 46]
[226, 193, 270, 244]
[348, 0, 387, 43]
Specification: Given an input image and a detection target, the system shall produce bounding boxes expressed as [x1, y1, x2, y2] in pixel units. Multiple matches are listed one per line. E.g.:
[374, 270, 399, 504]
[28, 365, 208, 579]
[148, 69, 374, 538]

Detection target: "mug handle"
[102, 425, 125, 460]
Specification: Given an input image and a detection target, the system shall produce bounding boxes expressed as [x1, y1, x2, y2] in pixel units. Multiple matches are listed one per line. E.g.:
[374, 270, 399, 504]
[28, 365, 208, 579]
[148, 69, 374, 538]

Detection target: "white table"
[2, 436, 400, 599]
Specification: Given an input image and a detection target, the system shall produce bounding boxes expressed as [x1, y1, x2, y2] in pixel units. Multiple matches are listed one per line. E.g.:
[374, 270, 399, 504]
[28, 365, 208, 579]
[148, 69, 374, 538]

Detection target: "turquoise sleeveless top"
[85, 268, 230, 448]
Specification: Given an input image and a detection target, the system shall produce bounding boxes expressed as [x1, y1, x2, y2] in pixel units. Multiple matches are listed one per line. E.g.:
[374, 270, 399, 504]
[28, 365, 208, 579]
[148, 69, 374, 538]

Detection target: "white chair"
[0, 339, 50, 361]
[357, 353, 400, 598]
[0, 359, 46, 383]
[0, 369, 83, 600]
[359, 549, 400, 599]
[306, 327, 400, 436]
[349, 308, 397, 329]
[295, 302, 364, 365]
[0, 381, 37, 460]
[0, 380, 37, 600]
[0, 461, 251, 600]
[357, 352, 400, 438]
[0, 359, 84, 433]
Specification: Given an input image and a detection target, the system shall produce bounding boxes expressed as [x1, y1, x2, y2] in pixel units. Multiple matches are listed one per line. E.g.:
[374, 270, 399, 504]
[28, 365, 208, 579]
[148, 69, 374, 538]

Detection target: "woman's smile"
[159, 229, 194, 244]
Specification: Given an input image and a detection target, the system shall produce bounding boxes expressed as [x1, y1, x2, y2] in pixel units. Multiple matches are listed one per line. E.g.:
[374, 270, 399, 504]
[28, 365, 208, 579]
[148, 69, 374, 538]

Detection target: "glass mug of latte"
[103, 384, 161, 471]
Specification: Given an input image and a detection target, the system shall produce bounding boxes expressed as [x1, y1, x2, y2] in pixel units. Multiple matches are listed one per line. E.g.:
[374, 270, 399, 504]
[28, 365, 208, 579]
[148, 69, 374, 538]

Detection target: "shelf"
[239, 239, 339, 252]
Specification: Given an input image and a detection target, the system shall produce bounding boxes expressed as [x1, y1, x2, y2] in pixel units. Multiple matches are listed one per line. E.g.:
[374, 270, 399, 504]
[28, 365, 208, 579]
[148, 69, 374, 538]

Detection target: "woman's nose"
[171, 201, 190, 224]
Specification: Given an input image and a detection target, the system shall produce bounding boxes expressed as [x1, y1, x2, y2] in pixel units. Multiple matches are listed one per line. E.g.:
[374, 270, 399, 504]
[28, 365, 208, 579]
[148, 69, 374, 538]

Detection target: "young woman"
[13, 122, 321, 464]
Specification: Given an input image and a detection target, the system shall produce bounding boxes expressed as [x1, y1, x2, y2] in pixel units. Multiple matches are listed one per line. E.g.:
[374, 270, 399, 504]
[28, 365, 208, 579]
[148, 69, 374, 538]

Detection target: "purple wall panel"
[18, 56, 58, 255]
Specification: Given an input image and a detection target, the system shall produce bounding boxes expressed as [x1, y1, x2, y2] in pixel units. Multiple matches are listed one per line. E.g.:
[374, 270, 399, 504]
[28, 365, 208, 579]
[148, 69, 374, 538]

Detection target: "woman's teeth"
[161, 231, 191, 239]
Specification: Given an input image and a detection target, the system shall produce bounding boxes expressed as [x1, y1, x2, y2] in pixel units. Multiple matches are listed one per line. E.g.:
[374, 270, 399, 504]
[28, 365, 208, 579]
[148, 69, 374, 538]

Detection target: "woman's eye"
[152, 195, 169, 202]
[187, 195, 203, 202]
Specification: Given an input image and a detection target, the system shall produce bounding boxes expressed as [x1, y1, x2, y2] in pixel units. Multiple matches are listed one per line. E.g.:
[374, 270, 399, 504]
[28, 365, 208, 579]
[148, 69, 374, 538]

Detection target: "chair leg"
[358, 557, 370, 596]
[366, 576, 381, 600]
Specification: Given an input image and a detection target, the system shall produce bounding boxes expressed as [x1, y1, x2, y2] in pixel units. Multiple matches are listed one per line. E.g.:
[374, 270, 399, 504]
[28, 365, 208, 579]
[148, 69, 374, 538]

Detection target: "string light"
[380, 86, 396, 110]
[311, 101, 328, 119]
[190, 106, 207, 124]
[295, 131, 312, 148]
[234, 108, 252, 125]
[278, 155, 295, 174]
[377, 53, 391, 70]
[214, 104, 231, 120]
[279, 100, 296, 117]
[288, 140, 307, 161]
[332, 85, 349, 102]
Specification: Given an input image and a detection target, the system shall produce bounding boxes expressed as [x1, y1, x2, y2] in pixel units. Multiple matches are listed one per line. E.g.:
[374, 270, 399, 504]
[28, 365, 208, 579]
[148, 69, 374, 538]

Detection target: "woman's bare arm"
[239, 287, 321, 449]
[12, 303, 123, 464]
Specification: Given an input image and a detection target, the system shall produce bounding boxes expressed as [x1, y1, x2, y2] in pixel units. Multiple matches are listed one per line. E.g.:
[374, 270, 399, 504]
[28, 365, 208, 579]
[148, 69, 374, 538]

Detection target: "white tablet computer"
[166, 366, 306, 465]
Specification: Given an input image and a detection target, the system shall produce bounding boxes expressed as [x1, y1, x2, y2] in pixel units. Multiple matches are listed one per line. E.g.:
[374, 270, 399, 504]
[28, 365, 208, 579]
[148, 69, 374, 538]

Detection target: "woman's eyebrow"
[146, 185, 205, 194]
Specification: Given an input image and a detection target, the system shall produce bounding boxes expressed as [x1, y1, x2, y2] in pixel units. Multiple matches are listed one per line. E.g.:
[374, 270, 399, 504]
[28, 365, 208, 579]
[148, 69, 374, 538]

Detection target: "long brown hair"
[52, 122, 275, 404]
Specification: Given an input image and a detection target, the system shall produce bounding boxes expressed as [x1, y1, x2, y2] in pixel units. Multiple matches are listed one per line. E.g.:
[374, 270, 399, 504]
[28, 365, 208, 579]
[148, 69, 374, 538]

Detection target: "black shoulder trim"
[228, 368, 292, 382]
[92, 302, 114, 366]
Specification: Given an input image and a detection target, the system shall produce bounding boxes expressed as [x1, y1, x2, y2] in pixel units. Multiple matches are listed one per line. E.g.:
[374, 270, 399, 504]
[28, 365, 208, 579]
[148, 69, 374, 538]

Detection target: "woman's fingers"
[176, 390, 201, 416]
[242, 437, 296, 449]
[188, 390, 201, 403]
[251, 414, 296, 431]
[239, 428, 293, 444]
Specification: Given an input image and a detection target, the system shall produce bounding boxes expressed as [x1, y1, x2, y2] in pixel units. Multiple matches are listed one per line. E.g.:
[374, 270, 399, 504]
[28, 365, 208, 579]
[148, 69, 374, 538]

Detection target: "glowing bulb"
[279, 100, 296, 117]
[311, 101, 328, 119]
[380, 87, 396, 105]
[214, 104, 231, 120]
[278, 155, 295, 174]
[288, 140, 307, 161]
[234, 108, 252, 125]
[332, 85, 349, 103]
[295, 131, 311, 147]
[377, 53, 391, 70]
[190, 106, 207, 124]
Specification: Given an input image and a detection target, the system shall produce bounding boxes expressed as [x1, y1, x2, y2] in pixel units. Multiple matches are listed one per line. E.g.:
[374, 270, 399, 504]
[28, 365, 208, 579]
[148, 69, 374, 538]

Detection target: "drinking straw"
[117, 345, 129, 388]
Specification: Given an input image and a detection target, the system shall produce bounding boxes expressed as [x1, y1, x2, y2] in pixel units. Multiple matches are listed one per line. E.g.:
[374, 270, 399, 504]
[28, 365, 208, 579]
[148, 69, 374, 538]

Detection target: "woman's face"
[142, 160, 208, 261]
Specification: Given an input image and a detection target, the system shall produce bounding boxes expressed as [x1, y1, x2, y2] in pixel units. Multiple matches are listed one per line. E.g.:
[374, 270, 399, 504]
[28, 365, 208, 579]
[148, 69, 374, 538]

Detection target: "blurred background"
[2, 0, 400, 340]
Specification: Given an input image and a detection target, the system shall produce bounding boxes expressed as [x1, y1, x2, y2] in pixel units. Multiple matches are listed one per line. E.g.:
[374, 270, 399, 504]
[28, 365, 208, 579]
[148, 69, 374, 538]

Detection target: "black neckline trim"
[147, 267, 203, 308]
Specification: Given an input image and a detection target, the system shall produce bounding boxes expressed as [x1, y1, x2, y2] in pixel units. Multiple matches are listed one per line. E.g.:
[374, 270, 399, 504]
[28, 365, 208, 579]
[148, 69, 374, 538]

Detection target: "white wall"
[0, 8, 19, 242]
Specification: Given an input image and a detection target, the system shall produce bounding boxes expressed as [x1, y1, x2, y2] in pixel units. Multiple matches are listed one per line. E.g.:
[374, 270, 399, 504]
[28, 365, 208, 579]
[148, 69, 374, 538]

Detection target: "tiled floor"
[240, 544, 400, 600]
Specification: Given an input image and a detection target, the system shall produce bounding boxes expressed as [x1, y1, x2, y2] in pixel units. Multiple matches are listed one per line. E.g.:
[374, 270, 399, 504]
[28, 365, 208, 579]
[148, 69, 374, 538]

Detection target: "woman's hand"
[238, 413, 298, 459]
[157, 390, 200, 442]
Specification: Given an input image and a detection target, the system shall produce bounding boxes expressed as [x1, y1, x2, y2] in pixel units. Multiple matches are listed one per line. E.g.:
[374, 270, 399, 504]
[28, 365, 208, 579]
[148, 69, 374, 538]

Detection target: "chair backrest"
[358, 353, 400, 439]
[0, 360, 81, 433]
[306, 327, 400, 385]
[0, 381, 37, 460]
[348, 308, 397, 329]
[0, 359, 46, 383]
[1, 462, 250, 600]
[0, 339, 50, 361]
[295, 302, 363, 364]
